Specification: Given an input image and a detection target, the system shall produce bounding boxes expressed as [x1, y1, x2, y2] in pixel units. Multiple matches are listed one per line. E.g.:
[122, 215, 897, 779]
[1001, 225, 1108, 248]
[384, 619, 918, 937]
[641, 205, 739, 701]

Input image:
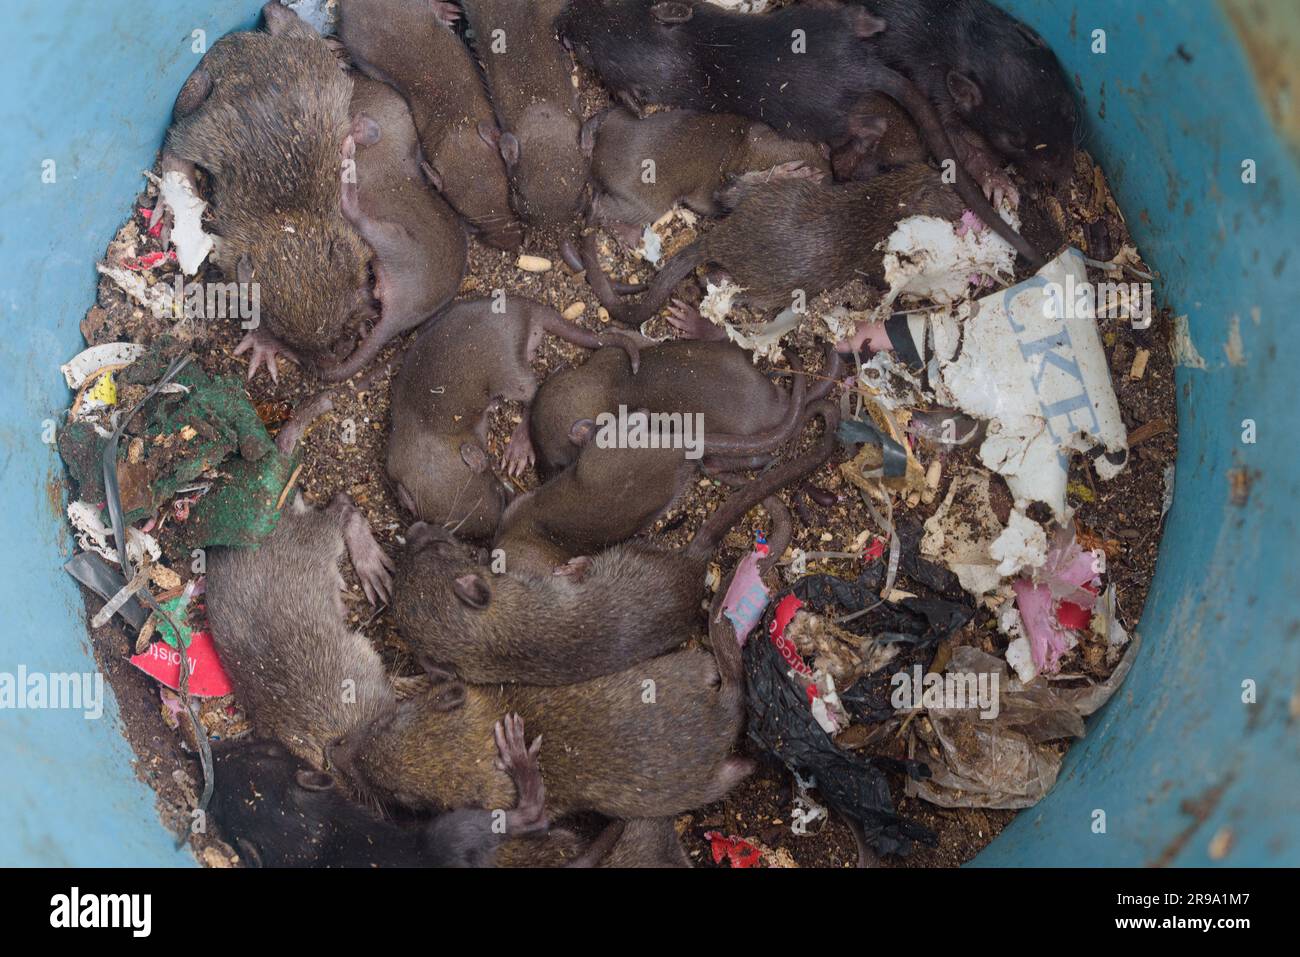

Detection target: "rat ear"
[235, 838, 265, 869]
[420, 160, 444, 192]
[295, 769, 336, 792]
[946, 70, 983, 112]
[478, 120, 502, 150]
[850, 9, 886, 38]
[1016, 23, 1048, 48]
[428, 680, 467, 713]
[498, 131, 521, 168]
[650, 2, 694, 24]
[352, 113, 382, 147]
[236, 253, 255, 285]
[568, 418, 597, 447]
[460, 441, 489, 473]
[453, 573, 491, 609]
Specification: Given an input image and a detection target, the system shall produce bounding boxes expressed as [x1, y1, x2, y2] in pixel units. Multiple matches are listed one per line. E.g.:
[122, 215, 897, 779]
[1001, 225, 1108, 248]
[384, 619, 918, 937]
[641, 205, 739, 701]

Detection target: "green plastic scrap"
[58, 348, 299, 549]
[154, 592, 195, 649]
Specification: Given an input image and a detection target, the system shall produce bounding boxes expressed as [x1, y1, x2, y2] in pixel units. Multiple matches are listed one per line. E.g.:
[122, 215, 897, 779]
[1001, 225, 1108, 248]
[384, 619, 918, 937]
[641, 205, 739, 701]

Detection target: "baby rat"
[206, 491, 396, 769]
[340, 0, 523, 248]
[209, 716, 548, 868]
[527, 338, 818, 475]
[850, 0, 1078, 185]
[389, 400, 838, 685]
[583, 107, 830, 244]
[386, 296, 639, 540]
[323, 75, 469, 383]
[585, 163, 965, 330]
[158, 2, 372, 379]
[329, 605, 753, 820]
[461, 0, 587, 226]
[557, 0, 1041, 264]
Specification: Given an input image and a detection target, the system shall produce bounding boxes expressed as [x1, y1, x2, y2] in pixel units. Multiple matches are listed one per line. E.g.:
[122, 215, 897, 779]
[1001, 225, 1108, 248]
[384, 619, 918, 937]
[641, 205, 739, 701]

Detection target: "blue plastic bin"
[1, 1, 1295, 866]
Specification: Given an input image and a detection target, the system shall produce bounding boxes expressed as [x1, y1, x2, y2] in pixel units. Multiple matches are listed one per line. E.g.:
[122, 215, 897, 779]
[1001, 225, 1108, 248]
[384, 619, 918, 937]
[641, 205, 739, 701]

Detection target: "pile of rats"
[65, 0, 1170, 868]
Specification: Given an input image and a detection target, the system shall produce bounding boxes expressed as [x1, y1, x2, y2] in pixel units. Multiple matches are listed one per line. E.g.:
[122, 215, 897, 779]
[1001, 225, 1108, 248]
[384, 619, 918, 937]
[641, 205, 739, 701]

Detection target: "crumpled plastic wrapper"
[907, 640, 1140, 809]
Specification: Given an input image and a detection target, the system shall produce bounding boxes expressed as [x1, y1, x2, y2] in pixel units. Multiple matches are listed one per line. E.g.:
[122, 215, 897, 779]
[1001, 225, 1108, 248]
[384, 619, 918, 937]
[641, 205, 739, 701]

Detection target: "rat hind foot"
[234, 328, 299, 384]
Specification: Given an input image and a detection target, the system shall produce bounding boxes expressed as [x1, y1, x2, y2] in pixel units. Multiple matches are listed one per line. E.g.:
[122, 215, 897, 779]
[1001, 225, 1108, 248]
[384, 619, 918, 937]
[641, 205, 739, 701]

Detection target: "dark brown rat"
[158, 2, 372, 380]
[849, 0, 1079, 185]
[339, 0, 522, 248]
[209, 716, 550, 868]
[461, 0, 587, 226]
[585, 163, 966, 330]
[323, 74, 469, 383]
[329, 605, 753, 820]
[389, 400, 838, 686]
[206, 492, 397, 770]
[833, 93, 928, 181]
[386, 296, 639, 540]
[583, 107, 830, 244]
[556, 0, 1041, 264]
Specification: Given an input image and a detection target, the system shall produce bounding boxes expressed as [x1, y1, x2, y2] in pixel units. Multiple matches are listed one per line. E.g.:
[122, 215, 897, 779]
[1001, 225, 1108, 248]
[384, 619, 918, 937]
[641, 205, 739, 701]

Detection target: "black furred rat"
[557, 0, 1042, 264]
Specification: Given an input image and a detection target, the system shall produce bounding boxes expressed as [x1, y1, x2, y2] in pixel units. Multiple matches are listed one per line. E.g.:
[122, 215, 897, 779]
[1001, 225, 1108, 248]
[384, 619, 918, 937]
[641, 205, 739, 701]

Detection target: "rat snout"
[481, 221, 525, 251]
[323, 735, 355, 780]
[406, 521, 439, 552]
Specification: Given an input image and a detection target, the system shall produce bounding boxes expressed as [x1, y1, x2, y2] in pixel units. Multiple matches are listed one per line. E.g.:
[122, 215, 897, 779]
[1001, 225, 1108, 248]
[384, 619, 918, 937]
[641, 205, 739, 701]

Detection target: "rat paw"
[977, 165, 1020, 211]
[666, 299, 725, 341]
[430, 0, 461, 27]
[340, 508, 395, 607]
[494, 714, 548, 834]
[502, 422, 536, 478]
[234, 329, 294, 384]
[553, 555, 593, 581]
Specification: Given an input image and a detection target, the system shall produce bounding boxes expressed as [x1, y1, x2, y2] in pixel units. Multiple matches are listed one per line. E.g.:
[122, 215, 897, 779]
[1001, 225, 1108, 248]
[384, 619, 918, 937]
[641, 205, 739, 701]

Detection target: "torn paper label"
[934, 248, 1128, 519]
[160, 170, 215, 275]
[879, 211, 1017, 313]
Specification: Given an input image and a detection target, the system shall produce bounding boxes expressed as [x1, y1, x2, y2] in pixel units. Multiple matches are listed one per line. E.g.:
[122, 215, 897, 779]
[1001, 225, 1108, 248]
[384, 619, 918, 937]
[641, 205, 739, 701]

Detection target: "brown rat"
[584, 163, 966, 331]
[583, 106, 830, 244]
[389, 400, 838, 686]
[339, 0, 522, 248]
[527, 338, 817, 476]
[599, 818, 692, 868]
[832, 93, 928, 181]
[328, 611, 753, 820]
[556, 0, 1042, 264]
[158, 2, 372, 380]
[461, 0, 587, 226]
[323, 74, 469, 383]
[206, 491, 396, 770]
[386, 296, 639, 540]
[208, 716, 551, 868]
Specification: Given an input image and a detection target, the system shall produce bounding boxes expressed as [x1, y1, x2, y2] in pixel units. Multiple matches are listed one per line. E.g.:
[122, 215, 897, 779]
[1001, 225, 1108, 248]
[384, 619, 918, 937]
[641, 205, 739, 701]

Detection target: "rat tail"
[873, 69, 1044, 268]
[582, 231, 705, 327]
[685, 399, 840, 567]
